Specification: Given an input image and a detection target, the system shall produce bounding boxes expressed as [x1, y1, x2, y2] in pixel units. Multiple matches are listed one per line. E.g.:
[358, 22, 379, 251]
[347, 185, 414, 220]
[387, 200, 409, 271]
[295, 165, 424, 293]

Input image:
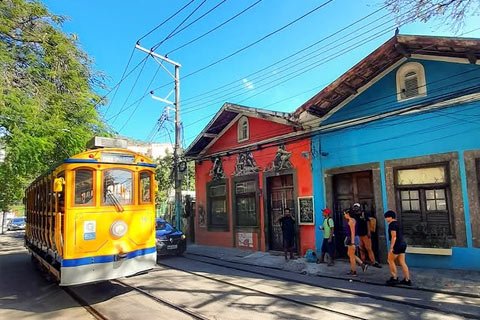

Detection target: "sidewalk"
[185, 244, 480, 297]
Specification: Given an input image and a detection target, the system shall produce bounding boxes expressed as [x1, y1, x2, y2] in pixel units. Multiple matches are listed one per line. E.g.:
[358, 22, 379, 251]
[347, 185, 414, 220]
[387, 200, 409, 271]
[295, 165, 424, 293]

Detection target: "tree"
[0, 0, 109, 209]
[385, 0, 480, 32]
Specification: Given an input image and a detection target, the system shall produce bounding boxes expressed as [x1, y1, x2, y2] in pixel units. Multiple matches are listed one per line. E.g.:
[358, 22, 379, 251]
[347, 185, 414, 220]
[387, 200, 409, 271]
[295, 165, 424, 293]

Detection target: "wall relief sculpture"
[266, 144, 292, 172]
[209, 157, 226, 181]
[234, 151, 259, 176]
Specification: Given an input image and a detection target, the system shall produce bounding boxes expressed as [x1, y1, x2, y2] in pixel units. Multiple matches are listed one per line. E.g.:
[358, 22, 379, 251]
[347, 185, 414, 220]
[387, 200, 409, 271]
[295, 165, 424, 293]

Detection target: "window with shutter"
[396, 62, 426, 101]
[395, 165, 452, 247]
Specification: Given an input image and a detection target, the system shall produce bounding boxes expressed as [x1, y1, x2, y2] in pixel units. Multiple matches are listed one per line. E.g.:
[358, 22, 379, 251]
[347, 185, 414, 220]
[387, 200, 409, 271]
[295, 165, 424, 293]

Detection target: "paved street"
[1, 232, 479, 319]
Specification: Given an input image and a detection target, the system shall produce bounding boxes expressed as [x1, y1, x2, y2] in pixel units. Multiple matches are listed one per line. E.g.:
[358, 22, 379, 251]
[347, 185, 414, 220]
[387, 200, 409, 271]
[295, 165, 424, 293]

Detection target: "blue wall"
[312, 58, 480, 271]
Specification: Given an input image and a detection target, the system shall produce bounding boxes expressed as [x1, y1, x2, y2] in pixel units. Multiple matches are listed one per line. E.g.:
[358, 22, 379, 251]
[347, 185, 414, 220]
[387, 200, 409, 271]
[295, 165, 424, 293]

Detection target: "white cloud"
[242, 78, 254, 90]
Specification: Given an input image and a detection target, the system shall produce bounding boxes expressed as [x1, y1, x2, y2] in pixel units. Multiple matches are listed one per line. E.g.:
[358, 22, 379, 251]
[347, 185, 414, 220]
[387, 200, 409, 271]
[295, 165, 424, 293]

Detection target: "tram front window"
[74, 169, 94, 205]
[103, 169, 133, 205]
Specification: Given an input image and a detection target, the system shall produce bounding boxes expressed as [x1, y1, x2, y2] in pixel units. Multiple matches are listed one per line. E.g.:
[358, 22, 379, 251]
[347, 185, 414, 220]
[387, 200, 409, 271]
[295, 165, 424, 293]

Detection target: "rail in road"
[158, 254, 480, 320]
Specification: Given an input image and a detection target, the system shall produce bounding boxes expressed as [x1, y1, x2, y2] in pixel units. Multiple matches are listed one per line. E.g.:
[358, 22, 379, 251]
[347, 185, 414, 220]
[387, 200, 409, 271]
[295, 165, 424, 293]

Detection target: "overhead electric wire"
[137, 0, 196, 44]
[183, 71, 480, 143]
[180, 4, 426, 113]
[166, 0, 264, 56]
[151, 0, 229, 51]
[103, 47, 136, 117]
[151, 0, 209, 51]
[179, 4, 389, 106]
[109, 57, 149, 124]
[117, 64, 162, 132]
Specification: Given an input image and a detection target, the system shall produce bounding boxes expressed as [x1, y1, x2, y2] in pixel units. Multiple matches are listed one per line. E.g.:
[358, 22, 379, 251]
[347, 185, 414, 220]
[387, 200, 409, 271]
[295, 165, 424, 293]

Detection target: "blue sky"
[42, 0, 480, 147]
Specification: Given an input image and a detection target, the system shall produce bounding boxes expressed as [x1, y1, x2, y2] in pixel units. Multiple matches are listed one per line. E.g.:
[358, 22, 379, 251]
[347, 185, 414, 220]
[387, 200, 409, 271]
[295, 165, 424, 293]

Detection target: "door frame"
[263, 169, 298, 252]
[324, 163, 387, 263]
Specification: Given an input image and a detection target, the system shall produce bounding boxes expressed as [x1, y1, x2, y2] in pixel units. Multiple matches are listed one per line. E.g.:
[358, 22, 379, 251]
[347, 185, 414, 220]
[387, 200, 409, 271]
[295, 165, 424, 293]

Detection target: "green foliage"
[154, 151, 195, 207]
[0, 0, 109, 209]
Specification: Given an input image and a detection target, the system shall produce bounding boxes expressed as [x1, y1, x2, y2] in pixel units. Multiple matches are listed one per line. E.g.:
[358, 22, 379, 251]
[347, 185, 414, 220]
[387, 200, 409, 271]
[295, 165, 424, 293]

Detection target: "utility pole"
[135, 44, 183, 231]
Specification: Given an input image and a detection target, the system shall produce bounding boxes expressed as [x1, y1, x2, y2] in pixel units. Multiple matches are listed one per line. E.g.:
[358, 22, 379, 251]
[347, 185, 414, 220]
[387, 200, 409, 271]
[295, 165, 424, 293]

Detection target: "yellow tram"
[25, 138, 157, 285]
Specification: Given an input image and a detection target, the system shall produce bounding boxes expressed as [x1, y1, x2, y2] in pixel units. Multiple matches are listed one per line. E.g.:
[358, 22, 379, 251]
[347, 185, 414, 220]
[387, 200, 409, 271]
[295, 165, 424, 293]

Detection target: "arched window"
[237, 116, 249, 142]
[396, 62, 426, 101]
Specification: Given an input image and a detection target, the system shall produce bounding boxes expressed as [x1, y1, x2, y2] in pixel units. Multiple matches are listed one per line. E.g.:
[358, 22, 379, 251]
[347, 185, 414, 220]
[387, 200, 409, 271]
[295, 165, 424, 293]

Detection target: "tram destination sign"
[100, 153, 135, 164]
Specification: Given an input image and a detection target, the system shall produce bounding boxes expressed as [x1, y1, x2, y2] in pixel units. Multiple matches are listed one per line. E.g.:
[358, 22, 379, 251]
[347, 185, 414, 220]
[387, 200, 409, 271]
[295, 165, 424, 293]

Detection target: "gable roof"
[294, 34, 480, 121]
[184, 102, 297, 158]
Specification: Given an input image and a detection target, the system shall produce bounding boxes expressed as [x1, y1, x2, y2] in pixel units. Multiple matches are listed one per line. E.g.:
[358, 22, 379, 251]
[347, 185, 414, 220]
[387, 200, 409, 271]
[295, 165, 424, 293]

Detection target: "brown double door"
[267, 174, 294, 251]
[332, 171, 375, 258]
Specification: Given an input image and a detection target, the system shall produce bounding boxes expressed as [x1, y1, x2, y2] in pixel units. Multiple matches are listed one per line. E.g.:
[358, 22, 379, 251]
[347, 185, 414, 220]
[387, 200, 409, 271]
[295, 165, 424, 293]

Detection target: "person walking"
[352, 203, 381, 268]
[318, 208, 335, 266]
[279, 208, 296, 261]
[344, 209, 368, 276]
[384, 210, 411, 286]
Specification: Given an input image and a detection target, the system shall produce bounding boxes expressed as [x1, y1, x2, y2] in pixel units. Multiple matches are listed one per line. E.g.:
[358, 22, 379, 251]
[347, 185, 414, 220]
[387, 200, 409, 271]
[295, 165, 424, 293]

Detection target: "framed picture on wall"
[298, 196, 314, 225]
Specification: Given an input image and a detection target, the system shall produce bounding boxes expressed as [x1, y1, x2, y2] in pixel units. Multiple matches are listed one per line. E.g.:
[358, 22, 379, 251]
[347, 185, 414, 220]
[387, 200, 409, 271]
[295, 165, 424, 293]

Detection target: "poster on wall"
[198, 205, 206, 227]
[237, 232, 253, 248]
[298, 196, 314, 225]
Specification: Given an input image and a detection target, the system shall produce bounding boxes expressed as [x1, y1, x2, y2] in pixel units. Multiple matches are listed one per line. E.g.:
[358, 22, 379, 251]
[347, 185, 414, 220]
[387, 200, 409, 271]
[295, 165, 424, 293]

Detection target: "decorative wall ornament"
[266, 144, 293, 172]
[234, 151, 259, 176]
[198, 204, 206, 227]
[209, 157, 226, 181]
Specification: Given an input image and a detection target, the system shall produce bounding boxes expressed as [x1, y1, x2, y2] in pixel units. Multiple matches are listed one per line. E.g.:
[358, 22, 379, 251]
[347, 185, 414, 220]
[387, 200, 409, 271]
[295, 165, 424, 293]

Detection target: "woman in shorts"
[343, 209, 368, 276]
[384, 210, 411, 286]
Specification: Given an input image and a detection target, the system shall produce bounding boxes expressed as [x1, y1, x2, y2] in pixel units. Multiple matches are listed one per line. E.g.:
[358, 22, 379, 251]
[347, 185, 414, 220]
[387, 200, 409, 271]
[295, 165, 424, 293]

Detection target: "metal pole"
[134, 44, 183, 230]
[174, 65, 182, 231]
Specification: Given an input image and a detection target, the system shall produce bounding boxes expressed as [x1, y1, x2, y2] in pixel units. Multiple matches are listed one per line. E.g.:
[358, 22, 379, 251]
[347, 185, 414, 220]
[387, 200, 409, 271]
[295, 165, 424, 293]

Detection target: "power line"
[109, 57, 149, 124]
[179, 4, 389, 106]
[151, 0, 229, 52]
[137, 0, 196, 44]
[151, 0, 209, 51]
[117, 64, 162, 132]
[103, 46, 136, 117]
[166, 0, 264, 56]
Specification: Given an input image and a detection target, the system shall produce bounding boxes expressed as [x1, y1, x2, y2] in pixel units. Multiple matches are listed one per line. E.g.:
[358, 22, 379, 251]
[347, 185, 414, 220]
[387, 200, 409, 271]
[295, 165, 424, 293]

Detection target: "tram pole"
[135, 44, 183, 231]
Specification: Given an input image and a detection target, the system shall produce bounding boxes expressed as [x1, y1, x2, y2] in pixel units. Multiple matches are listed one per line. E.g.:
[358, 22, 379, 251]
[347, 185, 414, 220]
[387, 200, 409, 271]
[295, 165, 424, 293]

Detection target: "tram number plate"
[167, 244, 178, 250]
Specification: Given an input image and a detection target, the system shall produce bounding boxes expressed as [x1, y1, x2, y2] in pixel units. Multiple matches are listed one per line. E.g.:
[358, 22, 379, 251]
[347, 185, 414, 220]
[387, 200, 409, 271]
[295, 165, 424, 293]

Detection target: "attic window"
[396, 62, 426, 101]
[237, 116, 249, 142]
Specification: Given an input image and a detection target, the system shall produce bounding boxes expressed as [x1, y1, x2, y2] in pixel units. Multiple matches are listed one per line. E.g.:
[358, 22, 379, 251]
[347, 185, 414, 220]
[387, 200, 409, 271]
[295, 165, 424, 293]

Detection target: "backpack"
[304, 249, 317, 263]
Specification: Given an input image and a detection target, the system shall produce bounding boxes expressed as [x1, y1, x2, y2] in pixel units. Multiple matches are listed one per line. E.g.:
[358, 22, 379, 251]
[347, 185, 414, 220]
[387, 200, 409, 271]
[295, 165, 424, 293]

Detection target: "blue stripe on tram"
[62, 247, 156, 267]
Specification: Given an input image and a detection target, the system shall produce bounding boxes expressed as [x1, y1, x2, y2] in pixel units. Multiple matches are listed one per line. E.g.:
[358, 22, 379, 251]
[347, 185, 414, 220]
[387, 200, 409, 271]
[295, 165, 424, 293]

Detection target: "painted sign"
[298, 196, 314, 225]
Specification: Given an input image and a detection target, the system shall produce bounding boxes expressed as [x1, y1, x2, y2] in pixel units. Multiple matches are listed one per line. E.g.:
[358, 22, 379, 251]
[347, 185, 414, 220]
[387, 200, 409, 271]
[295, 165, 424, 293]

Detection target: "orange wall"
[195, 132, 314, 255]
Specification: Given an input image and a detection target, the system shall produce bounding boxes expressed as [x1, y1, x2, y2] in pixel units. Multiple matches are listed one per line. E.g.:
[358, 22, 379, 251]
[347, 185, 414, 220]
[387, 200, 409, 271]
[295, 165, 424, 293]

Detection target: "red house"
[185, 103, 314, 255]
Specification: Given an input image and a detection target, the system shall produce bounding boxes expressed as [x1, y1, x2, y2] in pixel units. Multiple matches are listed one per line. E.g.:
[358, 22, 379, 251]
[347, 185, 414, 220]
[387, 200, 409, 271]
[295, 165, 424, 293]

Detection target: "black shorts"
[393, 242, 407, 255]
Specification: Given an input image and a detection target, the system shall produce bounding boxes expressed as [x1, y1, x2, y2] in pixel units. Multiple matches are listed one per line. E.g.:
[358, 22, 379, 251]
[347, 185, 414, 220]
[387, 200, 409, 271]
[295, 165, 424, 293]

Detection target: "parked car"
[156, 218, 186, 256]
[7, 217, 26, 231]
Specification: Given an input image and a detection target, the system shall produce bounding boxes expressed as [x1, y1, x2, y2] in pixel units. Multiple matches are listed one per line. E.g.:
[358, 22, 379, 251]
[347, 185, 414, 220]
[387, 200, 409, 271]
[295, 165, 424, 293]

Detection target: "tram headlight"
[110, 220, 128, 238]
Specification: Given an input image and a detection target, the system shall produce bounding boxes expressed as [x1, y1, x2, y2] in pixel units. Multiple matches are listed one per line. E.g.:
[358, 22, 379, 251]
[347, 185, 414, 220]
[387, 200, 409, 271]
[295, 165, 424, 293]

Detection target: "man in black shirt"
[279, 208, 295, 260]
[384, 210, 411, 286]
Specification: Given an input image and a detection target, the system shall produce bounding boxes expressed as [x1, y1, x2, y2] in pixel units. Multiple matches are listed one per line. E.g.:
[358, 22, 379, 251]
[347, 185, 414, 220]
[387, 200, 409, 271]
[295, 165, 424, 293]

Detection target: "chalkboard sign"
[298, 196, 314, 225]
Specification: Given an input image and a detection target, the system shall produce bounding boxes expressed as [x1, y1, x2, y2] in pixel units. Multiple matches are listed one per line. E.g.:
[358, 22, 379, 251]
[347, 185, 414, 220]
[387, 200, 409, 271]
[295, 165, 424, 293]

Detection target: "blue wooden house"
[294, 35, 480, 270]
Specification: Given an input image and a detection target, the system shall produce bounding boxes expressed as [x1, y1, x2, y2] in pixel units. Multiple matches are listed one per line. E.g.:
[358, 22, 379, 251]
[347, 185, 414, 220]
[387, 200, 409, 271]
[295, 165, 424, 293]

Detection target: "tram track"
[112, 279, 210, 320]
[157, 254, 479, 319]
[63, 287, 109, 320]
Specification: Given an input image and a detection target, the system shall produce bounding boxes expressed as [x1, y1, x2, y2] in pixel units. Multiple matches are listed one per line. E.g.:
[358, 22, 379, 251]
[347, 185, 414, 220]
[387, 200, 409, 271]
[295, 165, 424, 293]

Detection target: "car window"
[156, 221, 174, 232]
[13, 218, 25, 223]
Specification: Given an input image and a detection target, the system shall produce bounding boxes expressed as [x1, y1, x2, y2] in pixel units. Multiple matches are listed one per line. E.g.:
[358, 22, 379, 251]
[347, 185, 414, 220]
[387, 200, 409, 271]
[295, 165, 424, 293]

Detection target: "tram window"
[75, 169, 94, 205]
[140, 172, 152, 203]
[103, 169, 133, 205]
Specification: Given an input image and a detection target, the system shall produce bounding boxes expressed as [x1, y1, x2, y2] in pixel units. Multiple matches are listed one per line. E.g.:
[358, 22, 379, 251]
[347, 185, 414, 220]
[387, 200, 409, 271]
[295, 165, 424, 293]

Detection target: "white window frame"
[396, 62, 427, 102]
[237, 116, 249, 142]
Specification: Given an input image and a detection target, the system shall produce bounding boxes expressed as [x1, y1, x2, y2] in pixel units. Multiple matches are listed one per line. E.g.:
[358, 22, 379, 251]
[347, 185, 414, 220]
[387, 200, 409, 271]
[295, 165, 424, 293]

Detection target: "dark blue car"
[156, 218, 186, 256]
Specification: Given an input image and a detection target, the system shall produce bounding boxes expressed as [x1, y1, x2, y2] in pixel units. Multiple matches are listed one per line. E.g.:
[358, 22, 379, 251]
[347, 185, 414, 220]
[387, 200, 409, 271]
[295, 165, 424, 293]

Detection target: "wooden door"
[267, 175, 294, 251]
[332, 171, 374, 257]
